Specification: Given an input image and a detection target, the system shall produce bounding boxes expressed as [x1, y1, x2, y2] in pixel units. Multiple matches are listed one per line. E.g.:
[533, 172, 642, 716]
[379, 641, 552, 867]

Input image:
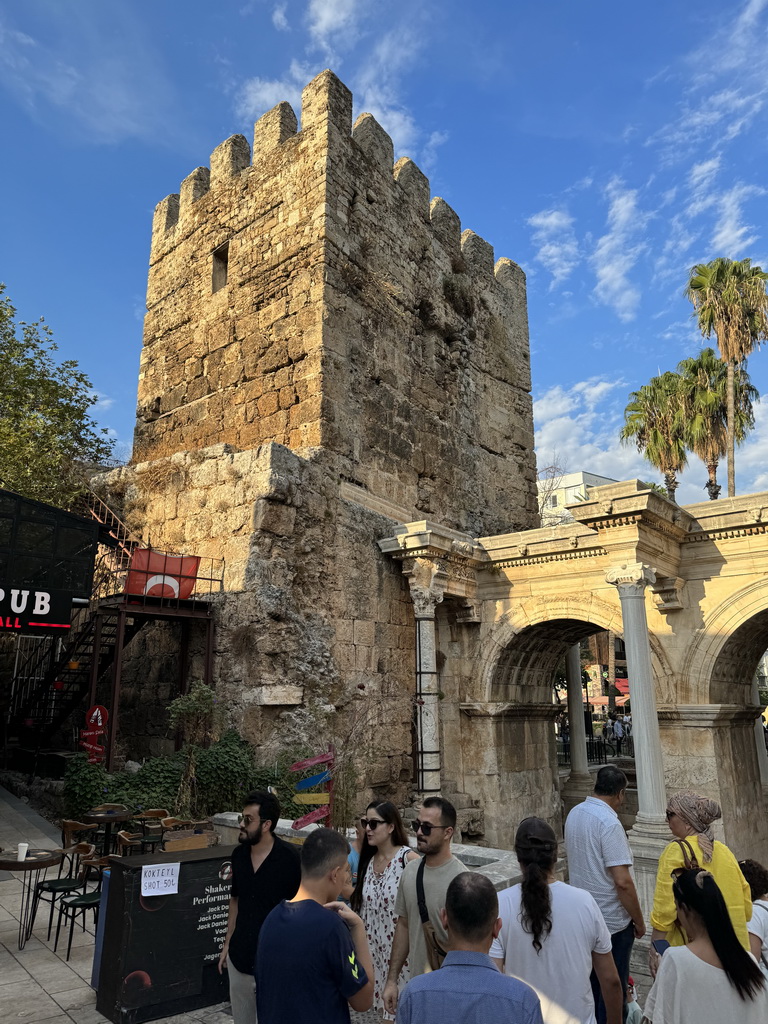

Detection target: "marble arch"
[379, 478, 768, 862]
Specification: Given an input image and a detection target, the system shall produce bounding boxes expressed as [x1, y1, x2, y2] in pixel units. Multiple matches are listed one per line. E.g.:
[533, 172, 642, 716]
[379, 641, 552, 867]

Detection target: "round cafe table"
[0, 848, 62, 949]
[82, 809, 131, 856]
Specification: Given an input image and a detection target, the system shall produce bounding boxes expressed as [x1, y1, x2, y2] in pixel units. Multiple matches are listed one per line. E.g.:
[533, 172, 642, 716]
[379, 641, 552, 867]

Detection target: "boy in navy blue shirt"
[256, 828, 373, 1023]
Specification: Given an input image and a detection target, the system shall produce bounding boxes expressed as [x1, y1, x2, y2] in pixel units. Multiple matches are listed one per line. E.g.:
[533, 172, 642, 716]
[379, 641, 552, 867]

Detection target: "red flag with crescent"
[125, 549, 200, 600]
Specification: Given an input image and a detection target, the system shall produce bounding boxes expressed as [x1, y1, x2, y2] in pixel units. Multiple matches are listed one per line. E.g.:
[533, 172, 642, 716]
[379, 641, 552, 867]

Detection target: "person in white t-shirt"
[739, 858, 768, 978]
[644, 867, 767, 1023]
[490, 817, 622, 1024]
[565, 766, 645, 1024]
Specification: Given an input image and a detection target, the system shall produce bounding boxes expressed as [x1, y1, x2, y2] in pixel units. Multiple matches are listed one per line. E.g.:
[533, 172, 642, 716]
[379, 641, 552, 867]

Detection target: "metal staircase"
[8, 489, 146, 746]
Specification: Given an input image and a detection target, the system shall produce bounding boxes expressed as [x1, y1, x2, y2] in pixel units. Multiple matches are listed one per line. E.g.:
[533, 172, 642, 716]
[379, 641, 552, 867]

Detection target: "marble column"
[566, 644, 590, 775]
[751, 676, 768, 787]
[403, 557, 447, 794]
[605, 563, 667, 828]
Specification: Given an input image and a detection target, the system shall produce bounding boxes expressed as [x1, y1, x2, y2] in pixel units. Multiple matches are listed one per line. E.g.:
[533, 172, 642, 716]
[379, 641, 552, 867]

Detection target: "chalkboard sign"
[96, 846, 234, 1024]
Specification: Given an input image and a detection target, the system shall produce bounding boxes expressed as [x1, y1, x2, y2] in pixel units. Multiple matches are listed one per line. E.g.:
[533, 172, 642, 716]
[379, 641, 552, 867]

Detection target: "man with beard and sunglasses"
[217, 790, 301, 1024]
[383, 797, 466, 1015]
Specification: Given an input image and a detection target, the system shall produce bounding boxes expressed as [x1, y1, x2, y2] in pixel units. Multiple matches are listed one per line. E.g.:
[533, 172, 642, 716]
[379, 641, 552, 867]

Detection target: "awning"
[586, 695, 630, 707]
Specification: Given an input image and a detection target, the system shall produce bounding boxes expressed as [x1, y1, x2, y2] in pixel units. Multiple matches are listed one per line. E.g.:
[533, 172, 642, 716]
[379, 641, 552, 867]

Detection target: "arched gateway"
[379, 478, 768, 869]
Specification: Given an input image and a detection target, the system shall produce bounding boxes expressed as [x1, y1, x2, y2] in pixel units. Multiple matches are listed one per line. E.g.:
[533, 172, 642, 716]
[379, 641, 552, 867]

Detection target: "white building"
[537, 470, 618, 526]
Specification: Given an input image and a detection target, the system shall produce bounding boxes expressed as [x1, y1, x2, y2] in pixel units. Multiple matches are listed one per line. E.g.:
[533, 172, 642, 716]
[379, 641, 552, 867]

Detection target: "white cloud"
[590, 178, 649, 321]
[236, 59, 311, 120]
[710, 183, 765, 254]
[307, 0, 363, 58]
[272, 4, 290, 31]
[532, 378, 742, 504]
[91, 392, 115, 412]
[527, 209, 580, 289]
[420, 130, 448, 178]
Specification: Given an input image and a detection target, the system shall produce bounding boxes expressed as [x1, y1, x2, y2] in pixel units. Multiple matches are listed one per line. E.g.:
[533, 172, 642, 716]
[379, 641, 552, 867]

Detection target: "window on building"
[548, 495, 558, 507]
[212, 242, 229, 293]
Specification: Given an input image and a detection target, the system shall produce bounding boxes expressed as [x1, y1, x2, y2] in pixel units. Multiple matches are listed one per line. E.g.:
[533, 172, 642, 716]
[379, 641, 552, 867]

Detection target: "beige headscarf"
[668, 791, 721, 862]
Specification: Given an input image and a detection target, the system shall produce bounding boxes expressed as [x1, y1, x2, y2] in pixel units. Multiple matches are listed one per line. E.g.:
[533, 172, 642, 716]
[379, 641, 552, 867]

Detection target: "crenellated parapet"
[137, 68, 537, 537]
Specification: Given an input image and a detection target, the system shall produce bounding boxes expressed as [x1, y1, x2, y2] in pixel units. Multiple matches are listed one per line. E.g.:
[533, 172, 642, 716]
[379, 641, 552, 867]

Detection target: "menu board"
[96, 846, 234, 1024]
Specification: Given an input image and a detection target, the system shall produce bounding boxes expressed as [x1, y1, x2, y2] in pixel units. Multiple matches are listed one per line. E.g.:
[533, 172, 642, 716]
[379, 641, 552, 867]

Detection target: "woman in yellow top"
[649, 791, 752, 976]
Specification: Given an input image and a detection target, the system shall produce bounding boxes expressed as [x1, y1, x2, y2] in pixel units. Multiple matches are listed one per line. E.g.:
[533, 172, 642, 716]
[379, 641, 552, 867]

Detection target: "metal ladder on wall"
[8, 489, 146, 745]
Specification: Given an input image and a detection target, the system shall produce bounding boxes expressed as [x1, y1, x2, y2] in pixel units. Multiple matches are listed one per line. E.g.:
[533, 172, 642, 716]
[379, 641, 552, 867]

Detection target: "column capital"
[402, 556, 448, 618]
[605, 562, 656, 592]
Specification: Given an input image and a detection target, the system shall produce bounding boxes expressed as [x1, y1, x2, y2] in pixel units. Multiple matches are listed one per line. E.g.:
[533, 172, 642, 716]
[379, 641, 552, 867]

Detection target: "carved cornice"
[492, 545, 606, 570]
[685, 521, 768, 543]
[460, 701, 561, 721]
[657, 704, 762, 726]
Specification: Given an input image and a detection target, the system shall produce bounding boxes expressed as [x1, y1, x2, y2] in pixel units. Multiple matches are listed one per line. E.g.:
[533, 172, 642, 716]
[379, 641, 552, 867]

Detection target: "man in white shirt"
[565, 766, 645, 1024]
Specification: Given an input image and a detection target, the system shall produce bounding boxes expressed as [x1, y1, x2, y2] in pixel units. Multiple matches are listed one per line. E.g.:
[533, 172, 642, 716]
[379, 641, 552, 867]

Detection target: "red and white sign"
[125, 549, 201, 600]
[292, 805, 330, 830]
[80, 705, 108, 763]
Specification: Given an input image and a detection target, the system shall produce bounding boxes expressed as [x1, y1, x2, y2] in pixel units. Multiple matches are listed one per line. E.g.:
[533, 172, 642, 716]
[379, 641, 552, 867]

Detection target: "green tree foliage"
[0, 284, 114, 507]
[676, 348, 758, 500]
[620, 372, 688, 501]
[684, 258, 768, 497]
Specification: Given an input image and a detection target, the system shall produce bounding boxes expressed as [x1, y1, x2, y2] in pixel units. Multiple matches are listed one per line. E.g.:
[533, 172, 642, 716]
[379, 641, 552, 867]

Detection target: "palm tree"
[684, 258, 768, 497]
[620, 372, 688, 502]
[676, 348, 759, 500]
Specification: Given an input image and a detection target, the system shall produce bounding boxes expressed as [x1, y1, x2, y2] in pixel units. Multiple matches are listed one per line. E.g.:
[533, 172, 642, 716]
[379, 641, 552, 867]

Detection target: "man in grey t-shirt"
[565, 766, 645, 1024]
[383, 797, 465, 1016]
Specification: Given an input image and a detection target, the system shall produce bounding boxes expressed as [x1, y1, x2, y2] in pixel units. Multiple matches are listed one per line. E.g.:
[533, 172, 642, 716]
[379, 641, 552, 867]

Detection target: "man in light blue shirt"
[395, 872, 543, 1024]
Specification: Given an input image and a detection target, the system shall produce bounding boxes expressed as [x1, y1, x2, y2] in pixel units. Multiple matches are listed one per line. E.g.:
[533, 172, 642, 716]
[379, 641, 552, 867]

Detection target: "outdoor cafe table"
[0, 848, 62, 949]
[83, 809, 132, 856]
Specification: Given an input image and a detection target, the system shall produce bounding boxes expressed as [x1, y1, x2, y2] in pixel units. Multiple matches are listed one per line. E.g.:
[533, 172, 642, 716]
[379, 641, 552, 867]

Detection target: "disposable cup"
[17, 843, 29, 861]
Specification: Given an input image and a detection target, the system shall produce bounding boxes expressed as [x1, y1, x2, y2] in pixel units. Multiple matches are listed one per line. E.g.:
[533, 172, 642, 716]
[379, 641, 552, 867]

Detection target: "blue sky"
[2, 0, 768, 504]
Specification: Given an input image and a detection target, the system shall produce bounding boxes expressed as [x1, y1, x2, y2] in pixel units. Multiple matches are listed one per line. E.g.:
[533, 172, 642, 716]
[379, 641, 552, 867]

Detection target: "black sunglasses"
[360, 818, 386, 830]
[412, 820, 450, 836]
[238, 814, 268, 826]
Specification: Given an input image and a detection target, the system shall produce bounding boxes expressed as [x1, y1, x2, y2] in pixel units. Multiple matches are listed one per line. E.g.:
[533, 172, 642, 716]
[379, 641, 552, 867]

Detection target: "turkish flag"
[125, 549, 200, 600]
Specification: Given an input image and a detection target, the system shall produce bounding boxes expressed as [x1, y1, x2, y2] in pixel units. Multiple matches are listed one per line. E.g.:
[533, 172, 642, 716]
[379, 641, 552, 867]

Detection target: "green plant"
[167, 680, 225, 748]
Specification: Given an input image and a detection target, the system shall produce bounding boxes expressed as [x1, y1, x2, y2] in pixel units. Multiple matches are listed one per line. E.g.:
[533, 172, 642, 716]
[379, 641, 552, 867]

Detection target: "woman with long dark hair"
[350, 801, 417, 1021]
[490, 817, 622, 1024]
[644, 868, 767, 1021]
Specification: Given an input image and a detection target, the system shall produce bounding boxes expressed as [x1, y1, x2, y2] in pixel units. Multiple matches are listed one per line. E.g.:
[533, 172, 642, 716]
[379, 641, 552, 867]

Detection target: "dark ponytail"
[516, 844, 556, 953]
[673, 869, 765, 1001]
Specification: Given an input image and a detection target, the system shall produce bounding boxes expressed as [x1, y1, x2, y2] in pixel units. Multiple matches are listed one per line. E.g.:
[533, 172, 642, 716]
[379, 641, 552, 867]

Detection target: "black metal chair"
[30, 841, 96, 940]
[53, 855, 109, 961]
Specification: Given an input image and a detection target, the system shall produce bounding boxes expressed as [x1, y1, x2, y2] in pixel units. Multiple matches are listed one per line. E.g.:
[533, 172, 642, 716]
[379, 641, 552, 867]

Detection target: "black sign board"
[96, 846, 234, 1024]
[0, 584, 73, 633]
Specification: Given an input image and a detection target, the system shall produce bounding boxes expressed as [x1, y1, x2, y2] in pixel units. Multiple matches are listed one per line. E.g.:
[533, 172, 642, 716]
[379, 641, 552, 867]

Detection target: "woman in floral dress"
[351, 801, 418, 1020]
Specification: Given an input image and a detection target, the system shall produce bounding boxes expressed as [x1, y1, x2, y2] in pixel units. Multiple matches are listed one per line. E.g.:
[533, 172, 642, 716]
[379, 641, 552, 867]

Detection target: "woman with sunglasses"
[644, 868, 767, 1022]
[351, 802, 417, 1020]
[649, 791, 752, 978]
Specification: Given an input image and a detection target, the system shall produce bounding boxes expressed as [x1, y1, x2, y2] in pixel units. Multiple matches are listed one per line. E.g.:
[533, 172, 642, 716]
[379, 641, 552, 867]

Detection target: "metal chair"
[53, 856, 109, 961]
[30, 842, 96, 940]
[60, 820, 99, 850]
[115, 830, 143, 856]
[134, 808, 169, 852]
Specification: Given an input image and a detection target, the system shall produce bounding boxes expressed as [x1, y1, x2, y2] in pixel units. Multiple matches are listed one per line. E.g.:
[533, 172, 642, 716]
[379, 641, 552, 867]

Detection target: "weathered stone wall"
[136, 70, 537, 536]
[107, 69, 538, 801]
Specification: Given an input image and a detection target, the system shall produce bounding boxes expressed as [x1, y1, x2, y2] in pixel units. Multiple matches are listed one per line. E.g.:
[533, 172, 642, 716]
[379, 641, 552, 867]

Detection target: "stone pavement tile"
[51, 987, 98, 1012]
[0, 981, 62, 1023]
[196, 1009, 232, 1024]
[10, 950, 85, 995]
[66, 1006, 110, 1024]
[0, 957, 30, 985]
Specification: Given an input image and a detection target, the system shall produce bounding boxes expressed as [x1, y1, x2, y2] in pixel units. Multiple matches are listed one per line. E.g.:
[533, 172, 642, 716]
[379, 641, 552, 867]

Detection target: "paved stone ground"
[0, 786, 383, 1024]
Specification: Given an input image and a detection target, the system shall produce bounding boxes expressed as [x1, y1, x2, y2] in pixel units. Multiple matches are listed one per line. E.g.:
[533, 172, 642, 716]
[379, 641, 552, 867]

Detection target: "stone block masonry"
[136, 69, 537, 537]
[100, 69, 539, 805]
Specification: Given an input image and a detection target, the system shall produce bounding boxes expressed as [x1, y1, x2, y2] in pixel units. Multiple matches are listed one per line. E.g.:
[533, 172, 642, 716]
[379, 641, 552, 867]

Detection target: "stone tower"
[136, 70, 536, 537]
[107, 70, 539, 804]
